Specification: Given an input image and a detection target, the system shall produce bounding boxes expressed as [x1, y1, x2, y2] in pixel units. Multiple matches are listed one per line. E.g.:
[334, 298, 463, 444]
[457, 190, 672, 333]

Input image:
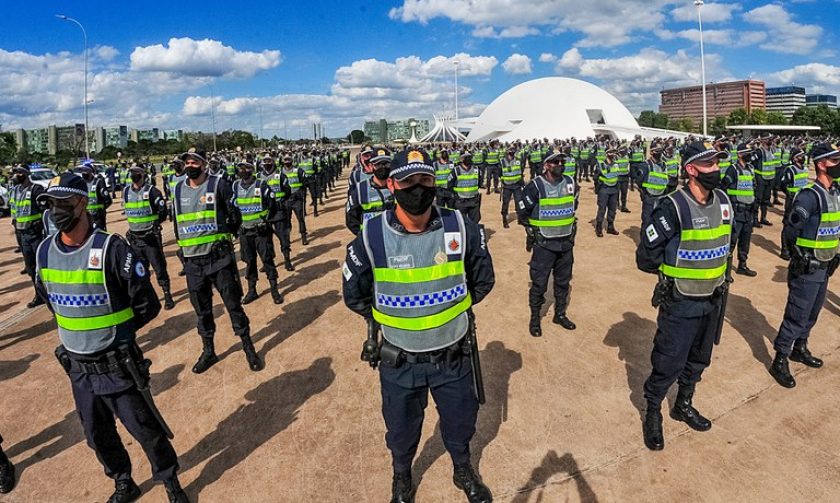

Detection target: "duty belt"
[388, 340, 463, 364]
[68, 350, 125, 375]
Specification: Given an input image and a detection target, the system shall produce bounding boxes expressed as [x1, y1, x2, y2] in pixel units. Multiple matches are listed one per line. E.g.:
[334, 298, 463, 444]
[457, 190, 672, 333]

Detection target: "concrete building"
[91, 126, 129, 152]
[806, 94, 838, 109]
[363, 118, 431, 143]
[130, 128, 160, 143]
[766, 86, 806, 119]
[162, 129, 184, 142]
[15, 124, 85, 155]
[659, 80, 766, 127]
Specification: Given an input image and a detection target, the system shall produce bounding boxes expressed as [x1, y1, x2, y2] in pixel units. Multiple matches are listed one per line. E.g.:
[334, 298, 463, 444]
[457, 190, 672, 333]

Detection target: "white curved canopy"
[465, 77, 642, 142]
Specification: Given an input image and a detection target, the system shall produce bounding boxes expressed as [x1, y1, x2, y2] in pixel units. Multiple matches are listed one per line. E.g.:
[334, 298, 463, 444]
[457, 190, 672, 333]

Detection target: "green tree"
[347, 130, 366, 143]
[0, 132, 17, 164]
[728, 108, 748, 125]
[748, 109, 768, 125]
[637, 110, 656, 127]
[792, 105, 838, 134]
[765, 111, 788, 125]
[709, 116, 729, 136]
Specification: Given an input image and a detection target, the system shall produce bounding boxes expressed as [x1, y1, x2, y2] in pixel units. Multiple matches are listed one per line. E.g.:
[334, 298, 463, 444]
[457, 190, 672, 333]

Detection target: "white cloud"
[744, 4, 822, 55]
[390, 0, 673, 47]
[671, 2, 740, 23]
[130, 37, 282, 78]
[767, 63, 840, 94]
[658, 28, 767, 47]
[502, 54, 532, 74]
[538, 52, 557, 63]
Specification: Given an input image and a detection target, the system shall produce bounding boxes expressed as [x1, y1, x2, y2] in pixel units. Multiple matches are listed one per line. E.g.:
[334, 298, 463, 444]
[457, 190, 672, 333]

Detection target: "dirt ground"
[1, 165, 839, 503]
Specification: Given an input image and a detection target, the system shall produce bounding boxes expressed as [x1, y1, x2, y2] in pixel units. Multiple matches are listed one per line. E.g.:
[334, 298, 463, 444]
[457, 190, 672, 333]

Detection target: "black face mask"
[394, 183, 436, 216]
[186, 167, 204, 180]
[827, 165, 840, 179]
[130, 174, 144, 184]
[82, 173, 94, 182]
[52, 201, 83, 232]
[373, 166, 390, 180]
[12, 174, 25, 184]
[695, 170, 719, 191]
[240, 170, 254, 181]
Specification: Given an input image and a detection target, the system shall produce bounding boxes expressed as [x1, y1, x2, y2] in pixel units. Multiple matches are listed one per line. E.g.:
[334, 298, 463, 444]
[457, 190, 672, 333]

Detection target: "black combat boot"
[769, 352, 796, 388]
[283, 251, 295, 271]
[269, 279, 284, 305]
[780, 247, 790, 261]
[669, 385, 712, 431]
[390, 471, 414, 503]
[529, 308, 542, 337]
[595, 223, 604, 238]
[607, 224, 619, 235]
[192, 337, 219, 374]
[106, 479, 141, 503]
[552, 312, 576, 331]
[643, 405, 664, 451]
[242, 281, 259, 305]
[26, 295, 45, 308]
[163, 288, 175, 310]
[0, 450, 16, 494]
[735, 262, 757, 277]
[453, 464, 492, 503]
[790, 340, 823, 368]
[241, 335, 264, 372]
[620, 206, 631, 213]
[164, 477, 189, 503]
[502, 214, 509, 229]
[301, 233, 309, 246]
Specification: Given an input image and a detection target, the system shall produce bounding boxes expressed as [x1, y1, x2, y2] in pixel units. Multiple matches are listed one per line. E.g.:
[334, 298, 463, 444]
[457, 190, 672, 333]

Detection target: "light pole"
[208, 85, 217, 152]
[56, 14, 91, 160]
[454, 60, 460, 122]
[694, 0, 708, 137]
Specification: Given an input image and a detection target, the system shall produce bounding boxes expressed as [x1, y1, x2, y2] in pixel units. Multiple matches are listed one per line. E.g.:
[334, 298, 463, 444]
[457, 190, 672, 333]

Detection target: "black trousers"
[617, 177, 630, 209]
[477, 163, 486, 187]
[731, 211, 754, 264]
[91, 211, 107, 232]
[640, 194, 658, 231]
[781, 195, 795, 254]
[285, 196, 307, 237]
[501, 185, 523, 217]
[17, 228, 43, 287]
[185, 256, 249, 339]
[755, 177, 773, 222]
[379, 353, 478, 473]
[528, 243, 573, 314]
[305, 182, 319, 212]
[453, 198, 481, 224]
[70, 364, 178, 482]
[596, 188, 618, 226]
[774, 269, 829, 355]
[529, 161, 542, 181]
[127, 230, 170, 290]
[578, 159, 590, 180]
[485, 164, 500, 191]
[643, 299, 720, 407]
[240, 226, 278, 284]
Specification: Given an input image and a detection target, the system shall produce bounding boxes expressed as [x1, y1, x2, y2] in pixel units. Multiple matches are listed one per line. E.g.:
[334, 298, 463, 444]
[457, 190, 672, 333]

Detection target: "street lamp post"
[208, 86, 218, 152]
[454, 61, 460, 122]
[694, 0, 708, 138]
[56, 14, 91, 160]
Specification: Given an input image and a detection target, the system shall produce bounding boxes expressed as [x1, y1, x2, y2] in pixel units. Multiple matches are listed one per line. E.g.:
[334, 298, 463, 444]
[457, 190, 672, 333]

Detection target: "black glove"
[828, 255, 840, 277]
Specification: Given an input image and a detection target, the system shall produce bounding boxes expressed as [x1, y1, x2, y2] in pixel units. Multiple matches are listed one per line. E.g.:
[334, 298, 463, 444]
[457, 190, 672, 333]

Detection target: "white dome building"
[462, 77, 674, 142]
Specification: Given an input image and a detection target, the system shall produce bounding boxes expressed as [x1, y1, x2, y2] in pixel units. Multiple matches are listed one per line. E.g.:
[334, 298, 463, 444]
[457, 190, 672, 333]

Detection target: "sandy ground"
[0, 165, 839, 503]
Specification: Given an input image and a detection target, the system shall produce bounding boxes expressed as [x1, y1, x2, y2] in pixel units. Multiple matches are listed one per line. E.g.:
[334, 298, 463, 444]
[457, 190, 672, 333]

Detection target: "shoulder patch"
[342, 262, 352, 281]
[135, 261, 146, 278]
[658, 215, 671, 232]
[645, 224, 660, 242]
[88, 248, 103, 269]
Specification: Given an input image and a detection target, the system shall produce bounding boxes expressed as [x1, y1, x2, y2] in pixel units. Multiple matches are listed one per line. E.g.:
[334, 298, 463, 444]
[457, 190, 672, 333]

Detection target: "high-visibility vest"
[529, 149, 543, 163]
[233, 180, 268, 229]
[174, 176, 229, 257]
[528, 175, 576, 239]
[362, 208, 471, 352]
[358, 179, 392, 226]
[785, 165, 809, 195]
[501, 159, 523, 185]
[37, 230, 134, 354]
[123, 185, 158, 232]
[11, 185, 42, 230]
[631, 149, 645, 163]
[450, 151, 461, 165]
[472, 150, 484, 164]
[598, 162, 620, 187]
[298, 158, 315, 176]
[725, 164, 755, 205]
[596, 148, 606, 163]
[615, 156, 630, 176]
[756, 150, 780, 179]
[563, 157, 577, 178]
[641, 161, 668, 196]
[435, 162, 453, 188]
[659, 188, 732, 297]
[664, 155, 680, 180]
[453, 166, 479, 199]
[87, 181, 104, 212]
[795, 183, 840, 262]
[485, 150, 500, 165]
[282, 169, 302, 193]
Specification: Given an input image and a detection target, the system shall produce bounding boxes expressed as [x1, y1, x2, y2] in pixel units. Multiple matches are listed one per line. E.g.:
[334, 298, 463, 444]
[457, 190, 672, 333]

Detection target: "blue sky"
[1, 0, 837, 137]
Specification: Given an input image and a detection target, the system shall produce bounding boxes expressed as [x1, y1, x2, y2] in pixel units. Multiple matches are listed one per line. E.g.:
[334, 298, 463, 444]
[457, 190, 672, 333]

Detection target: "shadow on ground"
[603, 312, 657, 420]
[510, 450, 598, 503]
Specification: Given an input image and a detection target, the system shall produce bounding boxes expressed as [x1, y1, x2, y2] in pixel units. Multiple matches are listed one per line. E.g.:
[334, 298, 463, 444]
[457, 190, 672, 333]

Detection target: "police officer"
[232, 161, 284, 305]
[528, 142, 543, 180]
[298, 149, 319, 217]
[635, 145, 668, 230]
[9, 165, 46, 308]
[663, 144, 681, 193]
[0, 433, 13, 494]
[769, 143, 840, 389]
[754, 135, 778, 227]
[274, 153, 308, 250]
[448, 152, 482, 223]
[434, 150, 455, 207]
[778, 147, 809, 260]
[342, 148, 495, 503]
[484, 142, 501, 194]
[518, 151, 578, 337]
[80, 163, 112, 231]
[34, 172, 188, 503]
[594, 148, 621, 237]
[501, 149, 525, 229]
[349, 145, 375, 190]
[615, 146, 632, 213]
[722, 143, 758, 277]
[346, 148, 394, 236]
[173, 148, 264, 374]
[167, 159, 188, 277]
[636, 142, 731, 451]
[629, 139, 646, 193]
[123, 165, 175, 310]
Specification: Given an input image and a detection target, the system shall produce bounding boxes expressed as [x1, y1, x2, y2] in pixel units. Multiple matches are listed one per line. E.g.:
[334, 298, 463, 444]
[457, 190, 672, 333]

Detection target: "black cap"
[37, 172, 88, 202]
[179, 147, 207, 163]
[237, 161, 255, 170]
[810, 142, 840, 162]
[371, 147, 393, 164]
[12, 165, 30, 175]
[128, 165, 145, 174]
[789, 148, 806, 160]
[681, 141, 728, 167]
[389, 148, 435, 181]
[736, 143, 753, 155]
[543, 150, 566, 164]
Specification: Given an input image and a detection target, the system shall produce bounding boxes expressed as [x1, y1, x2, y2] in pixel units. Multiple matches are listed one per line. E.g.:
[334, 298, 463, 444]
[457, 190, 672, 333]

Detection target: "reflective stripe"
[372, 294, 471, 331]
[176, 210, 216, 222]
[40, 268, 105, 284]
[177, 233, 229, 248]
[660, 263, 728, 280]
[681, 225, 732, 241]
[373, 261, 465, 283]
[55, 307, 134, 331]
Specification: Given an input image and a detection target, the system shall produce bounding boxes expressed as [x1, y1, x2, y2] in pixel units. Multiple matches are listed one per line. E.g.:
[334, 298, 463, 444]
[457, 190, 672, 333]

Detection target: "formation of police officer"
[721, 143, 759, 278]
[80, 162, 112, 230]
[232, 161, 285, 305]
[500, 148, 525, 228]
[594, 147, 622, 237]
[434, 150, 455, 207]
[123, 165, 176, 310]
[346, 147, 394, 235]
[636, 142, 732, 451]
[172, 148, 264, 374]
[753, 135, 779, 228]
[778, 146, 810, 260]
[769, 143, 840, 389]
[343, 147, 495, 503]
[33, 172, 189, 503]
[277, 153, 309, 250]
[615, 145, 632, 213]
[634, 144, 668, 230]
[448, 152, 482, 223]
[8, 165, 46, 308]
[517, 150, 578, 337]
